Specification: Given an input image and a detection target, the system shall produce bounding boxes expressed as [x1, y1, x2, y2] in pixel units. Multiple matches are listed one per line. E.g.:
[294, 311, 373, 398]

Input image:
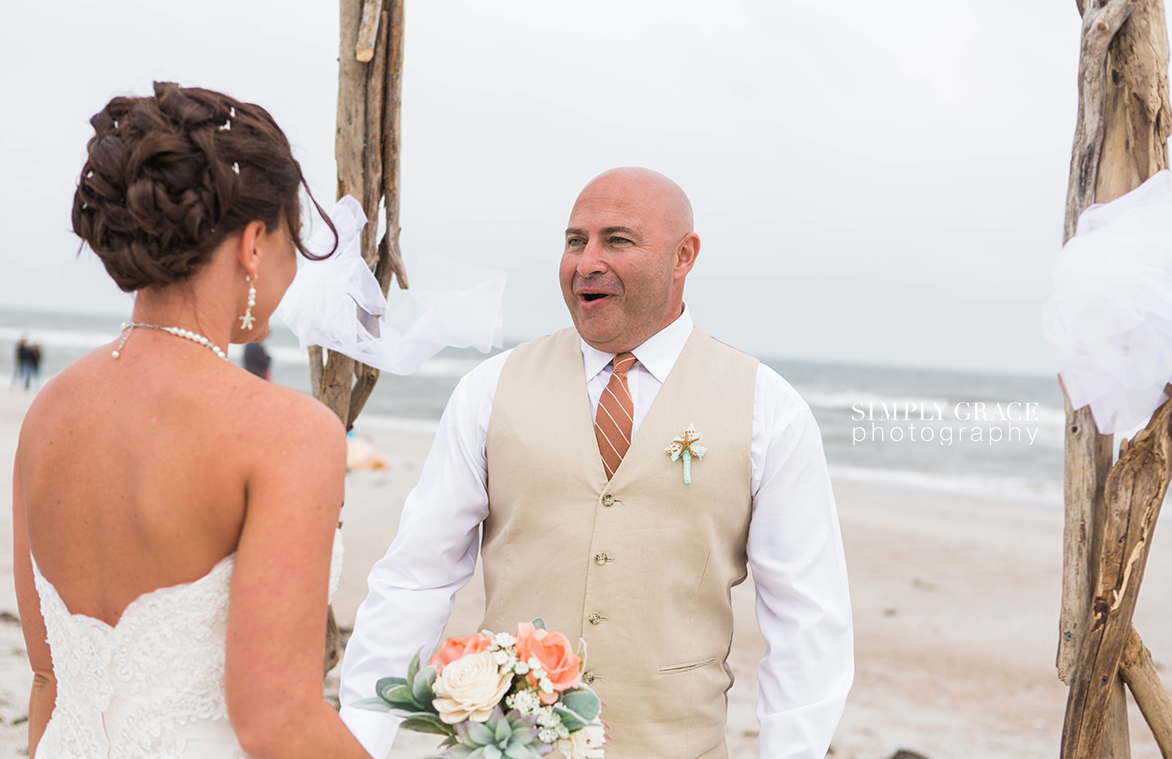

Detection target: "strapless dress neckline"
[29, 529, 343, 759]
[31, 550, 238, 631]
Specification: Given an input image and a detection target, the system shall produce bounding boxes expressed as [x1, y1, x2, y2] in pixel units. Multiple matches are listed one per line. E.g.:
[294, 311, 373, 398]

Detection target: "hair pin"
[232, 162, 240, 175]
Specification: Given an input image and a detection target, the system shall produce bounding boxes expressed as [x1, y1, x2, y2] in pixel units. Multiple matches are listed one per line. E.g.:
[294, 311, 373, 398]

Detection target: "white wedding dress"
[29, 529, 344, 758]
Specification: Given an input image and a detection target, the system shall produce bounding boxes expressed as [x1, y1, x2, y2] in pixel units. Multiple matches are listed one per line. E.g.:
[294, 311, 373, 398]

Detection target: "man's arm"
[338, 351, 508, 759]
[749, 366, 854, 759]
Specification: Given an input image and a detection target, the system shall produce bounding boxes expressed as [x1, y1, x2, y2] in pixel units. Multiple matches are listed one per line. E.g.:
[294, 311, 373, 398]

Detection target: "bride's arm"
[224, 392, 371, 759]
[12, 456, 55, 757]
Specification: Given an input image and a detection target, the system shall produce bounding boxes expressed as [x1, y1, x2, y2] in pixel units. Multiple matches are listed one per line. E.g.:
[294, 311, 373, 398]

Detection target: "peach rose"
[432, 651, 513, 724]
[430, 632, 492, 673]
[515, 621, 582, 704]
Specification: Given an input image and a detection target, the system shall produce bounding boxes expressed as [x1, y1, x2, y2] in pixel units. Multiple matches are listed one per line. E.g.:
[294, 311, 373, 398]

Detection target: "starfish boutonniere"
[666, 424, 707, 484]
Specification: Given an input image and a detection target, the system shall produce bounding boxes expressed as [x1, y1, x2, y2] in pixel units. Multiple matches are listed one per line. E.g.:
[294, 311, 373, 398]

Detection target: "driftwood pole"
[1058, 1, 1172, 756]
[316, 0, 408, 676]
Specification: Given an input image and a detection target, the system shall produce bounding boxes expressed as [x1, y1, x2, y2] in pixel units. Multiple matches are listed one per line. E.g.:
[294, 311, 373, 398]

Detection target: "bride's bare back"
[20, 338, 291, 625]
[12, 83, 371, 759]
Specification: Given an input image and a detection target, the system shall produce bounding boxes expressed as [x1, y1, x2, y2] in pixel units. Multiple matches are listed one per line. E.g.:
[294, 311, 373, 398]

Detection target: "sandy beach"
[0, 388, 1167, 758]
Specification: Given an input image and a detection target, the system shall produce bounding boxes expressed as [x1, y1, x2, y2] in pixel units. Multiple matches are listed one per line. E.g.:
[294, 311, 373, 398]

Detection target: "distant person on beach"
[341, 168, 854, 759]
[243, 341, 272, 380]
[13, 82, 372, 759]
[14, 336, 33, 391]
[29, 343, 42, 390]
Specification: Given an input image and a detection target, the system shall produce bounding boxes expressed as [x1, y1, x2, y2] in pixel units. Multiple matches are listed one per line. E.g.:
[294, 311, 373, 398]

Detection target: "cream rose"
[431, 651, 513, 724]
[557, 724, 606, 759]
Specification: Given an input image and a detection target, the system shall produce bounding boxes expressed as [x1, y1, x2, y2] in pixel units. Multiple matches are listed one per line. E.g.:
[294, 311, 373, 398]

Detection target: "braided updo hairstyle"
[73, 82, 335, 292]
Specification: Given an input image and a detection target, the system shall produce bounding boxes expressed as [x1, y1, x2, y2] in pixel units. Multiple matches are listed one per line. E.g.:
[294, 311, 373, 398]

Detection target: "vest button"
[602, 494, 615, 507]
[594, 553, 608, 565]
[588, 612, 604, 625]
[582, 671, 595, 684]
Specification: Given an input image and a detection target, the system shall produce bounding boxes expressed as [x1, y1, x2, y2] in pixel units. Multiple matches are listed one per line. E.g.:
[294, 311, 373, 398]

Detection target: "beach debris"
[888, 751, 931, 759]
[346, 435, 388, 471]
[0, 612, 18, 626]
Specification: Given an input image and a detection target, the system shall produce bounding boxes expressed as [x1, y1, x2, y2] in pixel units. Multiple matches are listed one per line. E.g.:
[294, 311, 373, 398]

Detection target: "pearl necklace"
[112, 322, 229, 361]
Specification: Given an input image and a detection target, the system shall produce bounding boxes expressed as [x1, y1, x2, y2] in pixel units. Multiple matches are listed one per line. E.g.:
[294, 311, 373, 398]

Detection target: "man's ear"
[674, 232, 700, 280]
[236, 220, 268, 280]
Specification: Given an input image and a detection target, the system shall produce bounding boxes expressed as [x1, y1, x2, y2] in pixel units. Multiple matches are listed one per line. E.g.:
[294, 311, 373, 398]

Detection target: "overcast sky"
[1, 0, 1135, 376]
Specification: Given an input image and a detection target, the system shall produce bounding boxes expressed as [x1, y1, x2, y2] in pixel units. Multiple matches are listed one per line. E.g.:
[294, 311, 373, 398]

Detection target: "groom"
[339, 168, 853, 759]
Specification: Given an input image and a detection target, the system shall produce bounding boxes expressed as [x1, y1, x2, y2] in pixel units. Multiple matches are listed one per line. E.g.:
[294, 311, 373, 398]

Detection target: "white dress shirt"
[339, 306, 854, 759]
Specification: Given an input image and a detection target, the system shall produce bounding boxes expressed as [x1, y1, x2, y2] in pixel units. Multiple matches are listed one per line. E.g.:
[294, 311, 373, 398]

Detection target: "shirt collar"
[580, 304, 694, 384]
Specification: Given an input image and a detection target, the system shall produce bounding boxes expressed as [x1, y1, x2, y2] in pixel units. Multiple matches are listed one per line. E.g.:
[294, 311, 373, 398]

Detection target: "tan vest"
[484, 326, 759, 759]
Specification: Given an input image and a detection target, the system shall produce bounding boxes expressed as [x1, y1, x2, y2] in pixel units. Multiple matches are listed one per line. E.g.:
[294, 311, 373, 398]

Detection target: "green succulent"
[445, 708, 552, 759]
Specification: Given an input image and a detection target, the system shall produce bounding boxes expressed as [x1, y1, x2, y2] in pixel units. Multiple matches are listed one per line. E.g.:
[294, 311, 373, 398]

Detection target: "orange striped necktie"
[595, 352, 638, 480]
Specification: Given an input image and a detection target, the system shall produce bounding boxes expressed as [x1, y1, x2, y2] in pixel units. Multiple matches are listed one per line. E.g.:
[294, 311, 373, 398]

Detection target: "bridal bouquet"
[354, 619, 606, 759]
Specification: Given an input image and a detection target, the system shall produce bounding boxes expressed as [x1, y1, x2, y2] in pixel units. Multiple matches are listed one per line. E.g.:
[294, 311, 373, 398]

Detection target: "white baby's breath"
[535, 706, 561, 728]
[495, 632, 516, 648]
[505, 689, 541, 716]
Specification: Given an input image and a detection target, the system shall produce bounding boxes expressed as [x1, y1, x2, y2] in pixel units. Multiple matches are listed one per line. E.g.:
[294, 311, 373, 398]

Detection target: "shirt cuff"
[340, 704, 401, 759]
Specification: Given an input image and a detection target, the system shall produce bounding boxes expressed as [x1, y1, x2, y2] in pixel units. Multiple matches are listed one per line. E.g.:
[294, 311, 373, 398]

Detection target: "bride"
[13, 83, 372, 758]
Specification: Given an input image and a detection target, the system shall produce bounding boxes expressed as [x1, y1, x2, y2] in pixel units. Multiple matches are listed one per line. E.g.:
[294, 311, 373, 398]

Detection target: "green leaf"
[576, 637, 588, 671]
[484, 745, 503, 759]
[379, 684, 418, 709]
[412, 666, 438, 708]
[388, 708, 439, 720]
[505, 744, 541, 759]
[552, 704, 588, 732]
[494, 714, 512, 743]
[503, 740, 539, 758]
[407, 647, 424, 685]
[349, 697, 394, 712]
[447, 744, 474, 759]
[376, 675, 409, 690]
[466, 720, 494, 745]
[559, 687, 601, 721]
[530, 617, 546, 630]
[400, 714, 457, 737]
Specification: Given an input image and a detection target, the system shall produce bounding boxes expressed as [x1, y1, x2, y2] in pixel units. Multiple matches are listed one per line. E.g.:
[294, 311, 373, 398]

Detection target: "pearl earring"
[240, 275, 257, 330]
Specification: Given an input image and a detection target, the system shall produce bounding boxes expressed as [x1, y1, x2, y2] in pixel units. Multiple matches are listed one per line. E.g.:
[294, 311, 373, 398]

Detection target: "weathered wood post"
[1057, 1, 1172, 756]
[316, 0, 408, 676]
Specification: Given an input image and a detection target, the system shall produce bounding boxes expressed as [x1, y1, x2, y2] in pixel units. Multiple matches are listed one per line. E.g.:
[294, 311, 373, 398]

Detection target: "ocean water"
[0, 309, 1066, 506]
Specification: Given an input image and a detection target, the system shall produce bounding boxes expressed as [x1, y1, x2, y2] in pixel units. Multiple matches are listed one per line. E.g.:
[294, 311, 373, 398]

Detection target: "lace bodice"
[30, 530, 344, 759]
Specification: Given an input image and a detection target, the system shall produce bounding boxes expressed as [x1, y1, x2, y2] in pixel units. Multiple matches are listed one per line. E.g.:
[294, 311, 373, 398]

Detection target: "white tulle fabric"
[29, 529, 344, 759]
[1043, 169, 1172, 435]
[279, 196, 505, 374]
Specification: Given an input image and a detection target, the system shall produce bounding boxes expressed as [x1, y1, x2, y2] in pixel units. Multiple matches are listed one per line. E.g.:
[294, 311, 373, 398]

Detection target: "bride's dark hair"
[72, 81, 336, 292]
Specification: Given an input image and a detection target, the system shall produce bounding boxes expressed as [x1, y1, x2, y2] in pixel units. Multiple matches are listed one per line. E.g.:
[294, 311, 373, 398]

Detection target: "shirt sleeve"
[338, 351, 508, 759]
[749, 365, 854, 759]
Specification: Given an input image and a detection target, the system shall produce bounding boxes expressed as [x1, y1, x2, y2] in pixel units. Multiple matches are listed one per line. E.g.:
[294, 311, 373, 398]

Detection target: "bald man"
[340, 169, 853, 759]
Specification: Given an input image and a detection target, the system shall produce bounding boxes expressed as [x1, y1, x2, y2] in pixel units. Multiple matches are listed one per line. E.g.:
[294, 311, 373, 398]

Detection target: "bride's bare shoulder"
[235, 370, 346, 445]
